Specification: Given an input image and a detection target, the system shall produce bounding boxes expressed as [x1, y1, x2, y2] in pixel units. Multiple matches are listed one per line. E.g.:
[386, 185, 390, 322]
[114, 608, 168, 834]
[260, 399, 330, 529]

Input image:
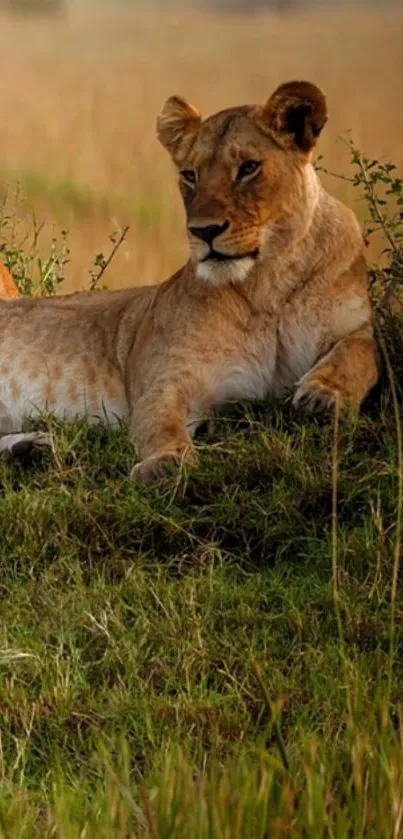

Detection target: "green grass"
[0, 315, 402, 837]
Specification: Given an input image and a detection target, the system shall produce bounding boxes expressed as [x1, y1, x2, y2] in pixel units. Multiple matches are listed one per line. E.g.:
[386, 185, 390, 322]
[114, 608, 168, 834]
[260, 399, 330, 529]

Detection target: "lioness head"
[157, 80, 327, 284]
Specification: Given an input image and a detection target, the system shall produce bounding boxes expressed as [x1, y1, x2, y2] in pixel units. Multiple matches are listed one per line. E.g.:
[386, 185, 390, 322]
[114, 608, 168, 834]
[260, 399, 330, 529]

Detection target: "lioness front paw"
[293, 377, 341, 413]
[131, 448, 196, 486]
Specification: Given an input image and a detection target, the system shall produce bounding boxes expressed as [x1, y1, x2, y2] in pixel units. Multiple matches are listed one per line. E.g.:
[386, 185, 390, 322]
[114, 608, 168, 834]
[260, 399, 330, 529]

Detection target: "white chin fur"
[196, 257, 255, 285]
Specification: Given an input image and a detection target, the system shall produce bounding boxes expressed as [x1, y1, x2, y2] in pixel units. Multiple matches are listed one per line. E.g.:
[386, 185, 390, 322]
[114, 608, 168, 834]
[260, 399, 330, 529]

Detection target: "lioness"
[0, 81, 379, 483]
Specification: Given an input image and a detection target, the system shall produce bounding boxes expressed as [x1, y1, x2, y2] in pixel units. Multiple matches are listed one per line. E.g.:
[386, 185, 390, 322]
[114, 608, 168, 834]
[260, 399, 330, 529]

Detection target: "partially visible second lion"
[0, 81, 379, 483]
[0, 262, 19, 299]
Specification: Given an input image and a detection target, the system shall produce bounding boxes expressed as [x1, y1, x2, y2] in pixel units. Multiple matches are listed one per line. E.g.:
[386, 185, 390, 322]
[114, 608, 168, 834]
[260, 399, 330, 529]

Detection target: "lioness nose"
[189, 220, 229, 245]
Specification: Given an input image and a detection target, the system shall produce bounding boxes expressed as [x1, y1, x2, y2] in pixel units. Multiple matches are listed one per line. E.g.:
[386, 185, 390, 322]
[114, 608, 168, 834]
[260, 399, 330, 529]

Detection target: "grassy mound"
[0, 313, 402, 837]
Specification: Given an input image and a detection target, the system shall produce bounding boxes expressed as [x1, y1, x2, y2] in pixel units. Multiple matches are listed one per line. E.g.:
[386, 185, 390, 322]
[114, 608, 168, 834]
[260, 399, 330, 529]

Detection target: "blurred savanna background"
[0, 0, 402, 291]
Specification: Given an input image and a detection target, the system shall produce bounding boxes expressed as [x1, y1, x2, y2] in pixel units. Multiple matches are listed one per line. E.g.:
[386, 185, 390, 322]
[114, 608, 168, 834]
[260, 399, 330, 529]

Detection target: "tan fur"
[0, 81, 379, 482]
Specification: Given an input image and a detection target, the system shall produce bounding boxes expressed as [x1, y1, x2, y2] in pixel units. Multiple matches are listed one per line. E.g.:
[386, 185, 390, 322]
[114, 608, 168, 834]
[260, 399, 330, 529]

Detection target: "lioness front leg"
[293, 324, 379, 412]
[130, 386, 198, 485]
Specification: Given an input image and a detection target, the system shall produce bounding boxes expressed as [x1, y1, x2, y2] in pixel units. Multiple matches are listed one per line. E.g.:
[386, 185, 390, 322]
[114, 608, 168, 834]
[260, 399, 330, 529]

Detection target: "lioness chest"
[191, 308, 321, 409]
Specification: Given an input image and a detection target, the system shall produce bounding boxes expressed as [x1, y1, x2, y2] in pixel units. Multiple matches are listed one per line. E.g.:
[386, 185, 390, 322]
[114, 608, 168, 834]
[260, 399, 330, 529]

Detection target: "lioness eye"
[180, 169, 197, 186]
[238, 160, 261, 180]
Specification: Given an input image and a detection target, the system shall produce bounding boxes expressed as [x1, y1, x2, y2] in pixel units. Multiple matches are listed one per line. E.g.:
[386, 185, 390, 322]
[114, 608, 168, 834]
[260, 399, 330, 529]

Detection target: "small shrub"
[0, 186, 129, 296]
[0, 187, 69, 296]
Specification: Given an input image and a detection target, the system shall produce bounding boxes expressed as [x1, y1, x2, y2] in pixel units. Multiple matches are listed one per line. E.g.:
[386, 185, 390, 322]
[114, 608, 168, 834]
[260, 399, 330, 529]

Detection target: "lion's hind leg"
[0, 392, 53, 461]
[0, 431, 53, 461]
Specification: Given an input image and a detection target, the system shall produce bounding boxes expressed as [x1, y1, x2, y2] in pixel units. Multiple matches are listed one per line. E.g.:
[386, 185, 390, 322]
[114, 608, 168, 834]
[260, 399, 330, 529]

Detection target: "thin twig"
[375, 321, 403, 707]
[315, 166, 354, 184]
[90, 225, 129, 290]
[331, 401, 353, 723]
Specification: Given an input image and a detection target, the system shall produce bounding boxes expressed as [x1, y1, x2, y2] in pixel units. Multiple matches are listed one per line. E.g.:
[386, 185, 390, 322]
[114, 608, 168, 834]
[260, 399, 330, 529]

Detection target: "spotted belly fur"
[0, 347, 129, 433]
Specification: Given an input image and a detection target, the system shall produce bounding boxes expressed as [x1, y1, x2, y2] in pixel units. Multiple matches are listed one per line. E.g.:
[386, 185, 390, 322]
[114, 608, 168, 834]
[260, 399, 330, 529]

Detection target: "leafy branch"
[316, 136, 403, 310]
[89, 225, 130, 291]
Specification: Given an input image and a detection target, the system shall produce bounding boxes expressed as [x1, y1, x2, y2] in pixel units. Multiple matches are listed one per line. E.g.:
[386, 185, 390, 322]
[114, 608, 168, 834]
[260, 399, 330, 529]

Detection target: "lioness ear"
[260, 81, 327, 154]
[157, 95, 202, 165]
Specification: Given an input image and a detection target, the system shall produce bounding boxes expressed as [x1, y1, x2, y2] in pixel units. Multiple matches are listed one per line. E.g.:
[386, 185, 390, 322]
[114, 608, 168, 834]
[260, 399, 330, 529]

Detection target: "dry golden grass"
[0, 4, 401, 290]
